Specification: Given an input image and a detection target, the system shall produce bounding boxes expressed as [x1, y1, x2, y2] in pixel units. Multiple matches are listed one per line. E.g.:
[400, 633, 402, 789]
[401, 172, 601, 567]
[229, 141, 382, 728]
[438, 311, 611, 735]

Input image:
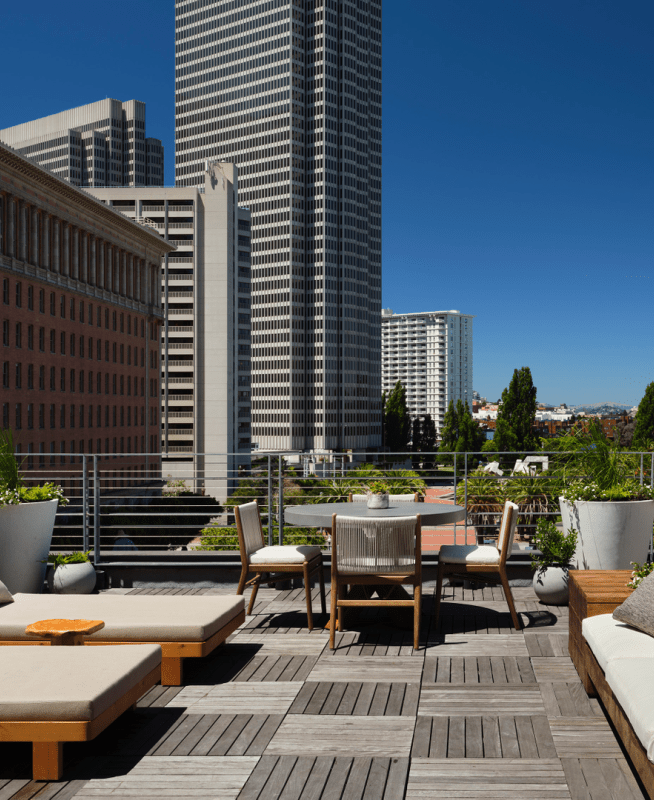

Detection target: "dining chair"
[435, 500, 521, 630]
[235, 501, 326, 629]
[329, 513, 422, 649]
[349, 493, 420, 502]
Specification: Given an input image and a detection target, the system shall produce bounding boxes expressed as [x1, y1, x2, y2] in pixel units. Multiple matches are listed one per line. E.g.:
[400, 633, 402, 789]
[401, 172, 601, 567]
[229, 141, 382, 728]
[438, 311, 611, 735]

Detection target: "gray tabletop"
[283, 502, 466, 528]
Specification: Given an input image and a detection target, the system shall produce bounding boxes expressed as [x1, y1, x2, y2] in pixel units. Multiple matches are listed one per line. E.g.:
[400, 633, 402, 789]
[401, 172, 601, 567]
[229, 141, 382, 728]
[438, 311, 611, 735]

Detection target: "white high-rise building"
[381, 309, 474, 432]
[0, 99, 164, 188]
[88, 162, 251, 495]
[174, 0, 382, 452]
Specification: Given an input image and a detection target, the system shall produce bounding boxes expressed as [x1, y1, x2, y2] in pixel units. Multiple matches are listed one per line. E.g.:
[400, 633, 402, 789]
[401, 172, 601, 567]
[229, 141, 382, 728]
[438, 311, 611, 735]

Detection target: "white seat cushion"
[438, 544, 500, 565]
[250, 545, 322, 565]
[582, 614, 654, 672]
[0, 644, 161, 721]
[605, 657, 654, 761]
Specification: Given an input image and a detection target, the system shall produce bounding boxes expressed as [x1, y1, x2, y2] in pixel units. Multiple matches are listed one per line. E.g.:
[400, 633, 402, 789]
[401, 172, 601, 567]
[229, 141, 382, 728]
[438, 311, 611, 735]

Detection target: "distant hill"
[571, 402, 633, 415]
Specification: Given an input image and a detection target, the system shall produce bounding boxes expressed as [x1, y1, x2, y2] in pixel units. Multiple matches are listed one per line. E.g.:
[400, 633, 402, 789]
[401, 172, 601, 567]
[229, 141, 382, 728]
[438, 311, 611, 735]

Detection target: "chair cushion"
[605, 657, 654, 761]
[582, 614, 654, 672]
[438, 544, 500, 565]
[0, 644, 161, 721]
[0, 594, 244, 642]
[613, 570, 654, 637]
[250, 545, 322, 565]
[0, 580, 13, 605]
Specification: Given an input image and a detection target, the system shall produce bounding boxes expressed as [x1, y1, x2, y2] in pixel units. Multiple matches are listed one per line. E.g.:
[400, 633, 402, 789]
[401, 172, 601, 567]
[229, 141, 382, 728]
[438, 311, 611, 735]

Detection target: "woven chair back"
[497, 501, 519, 563]
[235, 501, 264, 557]
[333, 514, 418, 574]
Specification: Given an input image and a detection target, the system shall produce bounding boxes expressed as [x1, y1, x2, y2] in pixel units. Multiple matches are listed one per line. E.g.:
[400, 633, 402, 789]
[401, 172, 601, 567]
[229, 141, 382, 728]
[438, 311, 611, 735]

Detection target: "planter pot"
[368, 493, 389, 509]
[47, 561, 96, 595]
[0, 499, 58, 594]
[560, 497, 654, 571]
[533, 566, 569, 605]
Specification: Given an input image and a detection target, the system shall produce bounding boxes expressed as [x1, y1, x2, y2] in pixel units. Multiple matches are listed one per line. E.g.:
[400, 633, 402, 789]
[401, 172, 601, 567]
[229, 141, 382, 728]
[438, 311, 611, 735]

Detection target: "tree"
[383, 380, 411, 452]
[633, 382, 654, 448]
[493, 367, 538, 452]
[439, 400, 485, 464]
[411, 417, 423, 452]
[421, 414, 437, 453]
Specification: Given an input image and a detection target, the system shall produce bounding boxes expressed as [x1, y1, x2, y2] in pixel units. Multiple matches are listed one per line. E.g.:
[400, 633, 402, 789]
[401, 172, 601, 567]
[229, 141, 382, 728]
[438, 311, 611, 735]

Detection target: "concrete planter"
[0, 499, 58, 593]
[533, 566, 569, 605]
[560, 497, 654, 571]
[367, 493, 389, 509]
[47, 561, 96, 594]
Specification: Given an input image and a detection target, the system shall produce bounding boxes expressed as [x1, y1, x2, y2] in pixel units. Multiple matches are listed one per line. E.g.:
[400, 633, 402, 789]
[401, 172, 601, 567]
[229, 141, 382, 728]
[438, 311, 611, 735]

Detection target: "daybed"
[0, 593, 245, 685]
[0, 644, 161, 780]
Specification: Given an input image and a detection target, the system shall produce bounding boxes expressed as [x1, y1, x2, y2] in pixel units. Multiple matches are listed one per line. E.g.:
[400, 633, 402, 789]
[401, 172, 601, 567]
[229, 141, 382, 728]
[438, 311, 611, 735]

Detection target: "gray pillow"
[613, 570, 654, 637]
[0, 580, 14, 605]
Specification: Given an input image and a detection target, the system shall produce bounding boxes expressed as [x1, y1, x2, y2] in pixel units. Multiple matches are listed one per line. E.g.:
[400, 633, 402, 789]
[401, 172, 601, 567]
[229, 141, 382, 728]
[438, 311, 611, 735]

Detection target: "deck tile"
[418, 685, 545, 716]
[167, 683, 304, 715]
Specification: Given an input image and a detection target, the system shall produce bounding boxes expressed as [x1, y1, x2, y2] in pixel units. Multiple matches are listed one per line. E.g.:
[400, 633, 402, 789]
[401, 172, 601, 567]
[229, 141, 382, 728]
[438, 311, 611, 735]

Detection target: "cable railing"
[16, 449, 654, 566]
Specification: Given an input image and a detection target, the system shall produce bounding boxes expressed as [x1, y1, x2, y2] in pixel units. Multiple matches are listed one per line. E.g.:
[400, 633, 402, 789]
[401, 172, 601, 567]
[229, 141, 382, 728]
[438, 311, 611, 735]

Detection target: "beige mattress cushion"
[439, 544, 500, 565]
[605, 657, 654, 761]
[582, 613, 654, 672]
[0, 644, 160, 721]
[250, 545, 322, 565]
[0, 594, 244, 642]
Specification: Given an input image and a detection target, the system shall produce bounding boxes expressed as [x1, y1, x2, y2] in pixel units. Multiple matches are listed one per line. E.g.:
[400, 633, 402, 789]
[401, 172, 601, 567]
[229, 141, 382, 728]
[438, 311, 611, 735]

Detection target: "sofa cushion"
[583, 614, 654, 672]
[605, 657, 654, 761]
[0, 594, 244, 642]
[438, 544, 500, 565]
[250, 545, 322, 565]
[613, 570, 654, 637]
[0, 644, 160, 721]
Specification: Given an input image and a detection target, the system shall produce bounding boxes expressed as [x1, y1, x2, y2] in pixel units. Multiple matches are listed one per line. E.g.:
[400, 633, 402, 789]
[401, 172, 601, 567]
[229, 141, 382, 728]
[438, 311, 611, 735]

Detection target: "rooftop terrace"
[0, 581, 645, 800]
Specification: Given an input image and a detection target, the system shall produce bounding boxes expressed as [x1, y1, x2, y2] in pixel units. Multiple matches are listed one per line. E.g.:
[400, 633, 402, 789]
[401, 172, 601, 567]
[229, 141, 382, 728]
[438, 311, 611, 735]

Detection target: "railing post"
[82, 456, 89, 552]
[267, 454, 273, 546]
[640, 453, 644, 486]
[278, 454, 284, 546]
[464, 452, 468, 544]
[453, 452, 457, 545]
[93, 456, 100, 566]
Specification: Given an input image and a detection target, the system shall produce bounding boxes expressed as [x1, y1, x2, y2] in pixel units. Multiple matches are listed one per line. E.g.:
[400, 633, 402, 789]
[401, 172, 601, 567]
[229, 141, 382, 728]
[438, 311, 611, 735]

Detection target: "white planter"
[560, 497, 654, 571]
[367, 493, 389, 509]
[533, 566, 569, 605]
[0, 499, 58, 594]
[47, 561, 96, 594]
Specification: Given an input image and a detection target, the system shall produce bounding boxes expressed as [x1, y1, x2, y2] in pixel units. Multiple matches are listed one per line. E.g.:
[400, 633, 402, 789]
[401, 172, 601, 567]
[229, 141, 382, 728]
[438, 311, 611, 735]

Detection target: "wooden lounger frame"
[579, 637, 654, 798]
[0, 664, 161, 781]
[0, 609, 245, 686]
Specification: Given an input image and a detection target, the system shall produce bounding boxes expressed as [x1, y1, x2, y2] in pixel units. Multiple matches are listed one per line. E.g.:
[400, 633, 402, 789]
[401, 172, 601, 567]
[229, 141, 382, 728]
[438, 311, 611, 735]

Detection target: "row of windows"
[2, 279, 146, 337]
[2, 363, 145, 396]
[3, 435, 152, 467]
[2, 322, 148, 365]
[2, 402, 147, 431]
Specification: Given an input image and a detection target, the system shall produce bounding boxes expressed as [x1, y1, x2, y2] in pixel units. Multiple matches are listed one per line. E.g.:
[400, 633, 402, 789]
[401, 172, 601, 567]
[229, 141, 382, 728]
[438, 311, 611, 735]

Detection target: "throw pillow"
[613, 569, 654, 637]
[0, 580, 14, 605]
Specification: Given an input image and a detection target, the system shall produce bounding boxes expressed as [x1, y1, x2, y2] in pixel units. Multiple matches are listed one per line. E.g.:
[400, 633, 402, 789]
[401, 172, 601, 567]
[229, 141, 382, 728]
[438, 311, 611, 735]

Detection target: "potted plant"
[0, 429, 68, 594]
[531, 519, 578, 604]
[456, 467, 507, 543]
[46, 551, 96, 595]
[558, 421, 654, 570]
[366, 480, 391, 509]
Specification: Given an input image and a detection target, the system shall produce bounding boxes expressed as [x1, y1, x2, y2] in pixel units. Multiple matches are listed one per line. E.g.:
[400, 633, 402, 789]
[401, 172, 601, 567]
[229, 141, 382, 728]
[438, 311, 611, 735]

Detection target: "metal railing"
[16, 449, 654, 567]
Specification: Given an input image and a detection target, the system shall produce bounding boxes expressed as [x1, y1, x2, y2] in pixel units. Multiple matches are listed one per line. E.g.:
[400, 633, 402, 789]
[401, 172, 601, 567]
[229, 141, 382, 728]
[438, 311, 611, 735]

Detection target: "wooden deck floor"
[0, 582, 647, 800]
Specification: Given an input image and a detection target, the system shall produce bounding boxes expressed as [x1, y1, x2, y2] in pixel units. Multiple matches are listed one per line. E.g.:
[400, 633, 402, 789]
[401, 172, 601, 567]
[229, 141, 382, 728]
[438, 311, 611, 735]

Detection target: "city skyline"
[2, 1, 653, 406]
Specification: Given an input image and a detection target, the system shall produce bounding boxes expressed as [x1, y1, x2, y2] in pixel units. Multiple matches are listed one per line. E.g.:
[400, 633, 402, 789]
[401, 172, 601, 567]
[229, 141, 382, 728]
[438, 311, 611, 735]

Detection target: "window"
[15, 323, 21, 348]
[104, 406, 109, 427]
[70, 405, 75, 428]
[49, 404, 55, 428]
[60, 404, 66, 429]
[88, 303, 93, 325]
[2, 403, 8, 429]
[15, 282, 22, 308]
[79, 404, 84, 428]
[97, 405, 101, 427]
[97, 372, 102, 393]
[60, 331, 66, 355]
[27, 364, 33, 389]
[112, 343, 117, 363]
[105, 373, 109, 394]
[2, 361, 8, 388]
[79, 370, 84, 393]
[39, 327, 45, 352]
[112, 374, 117, 395]
[70, 369, 75, 392]
[50, 292, 56, 315]
[27, 325, 33, 350]
[15, 363, 21, 389]
[60, 295, 66, 318]
[3, 279, 9, 305]
[39, 366, 44, 390]
[27, 286, 34, 311]
[105, 309, 109, 329]
[38, 404, 44, 429]
[70, 299, 75, 320]
[2, 320, 8, 346]
[120, 375, 124, 395]
[60, 367, 65, 391]
[79, 301, 85, 323]
[127, 345, 131, 366]
[49, 366, 55, 390]
[120, 313, 124, 333]
[27, 404, 33, 429]
[112, 311, 117, 331]
[70, 334, 75, 357]
[79, 335, 84, 358]
[15, 403, 22, 430]
[105, 341, 109, 362]
[39, 289, 45, 313]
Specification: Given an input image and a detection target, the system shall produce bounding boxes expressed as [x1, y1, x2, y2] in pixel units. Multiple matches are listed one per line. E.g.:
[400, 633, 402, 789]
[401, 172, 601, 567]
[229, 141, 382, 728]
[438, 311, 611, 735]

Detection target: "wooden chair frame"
[235, 502, 326, 630]
[0, 664, 161, 781]
[435, 500, 521, 630]
[329, 513, 422, 650]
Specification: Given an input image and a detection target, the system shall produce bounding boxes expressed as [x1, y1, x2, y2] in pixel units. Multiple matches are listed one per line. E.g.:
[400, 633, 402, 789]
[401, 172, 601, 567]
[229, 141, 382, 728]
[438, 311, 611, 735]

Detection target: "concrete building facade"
[0, 142, 172, 483]
[0, 99, 164, 188]
[381, 309, 474, 432]
[174, 0, 382, 453]
[88, 163, 252, 492]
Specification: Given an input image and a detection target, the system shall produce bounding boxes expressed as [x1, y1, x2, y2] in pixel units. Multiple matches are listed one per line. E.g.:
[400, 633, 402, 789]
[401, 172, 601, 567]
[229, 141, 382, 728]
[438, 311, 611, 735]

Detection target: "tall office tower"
[0, 99, 164, 188]
[174, 0, 382, 452]
[381, 310, 474, 432]
[89, 163, 252, 497]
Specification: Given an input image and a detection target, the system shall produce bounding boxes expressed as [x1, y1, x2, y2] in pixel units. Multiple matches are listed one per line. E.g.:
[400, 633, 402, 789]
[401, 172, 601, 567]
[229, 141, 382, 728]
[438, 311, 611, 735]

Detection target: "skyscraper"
[0, 99, 164, 188]
[174, 0, 382, 452]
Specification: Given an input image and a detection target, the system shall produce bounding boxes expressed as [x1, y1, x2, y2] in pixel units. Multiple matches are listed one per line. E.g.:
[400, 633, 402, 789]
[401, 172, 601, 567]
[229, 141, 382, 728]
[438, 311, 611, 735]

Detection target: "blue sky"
[2, 1, 653, 406]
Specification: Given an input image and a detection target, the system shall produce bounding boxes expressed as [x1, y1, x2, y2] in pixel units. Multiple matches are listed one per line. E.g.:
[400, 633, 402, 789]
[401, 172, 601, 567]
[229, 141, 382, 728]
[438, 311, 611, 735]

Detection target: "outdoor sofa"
[0, 592, 245, 685]
[0, 644, 161, 780]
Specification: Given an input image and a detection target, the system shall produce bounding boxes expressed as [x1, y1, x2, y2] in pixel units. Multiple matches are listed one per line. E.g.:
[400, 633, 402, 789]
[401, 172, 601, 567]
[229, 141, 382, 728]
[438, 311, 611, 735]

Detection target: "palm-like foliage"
[0, 428, 24, 492]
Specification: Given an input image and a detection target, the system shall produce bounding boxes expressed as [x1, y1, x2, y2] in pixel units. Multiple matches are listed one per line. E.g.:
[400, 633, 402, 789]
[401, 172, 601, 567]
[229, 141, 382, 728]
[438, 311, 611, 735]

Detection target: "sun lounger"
[0, 644, 161, 780]
[0, 593, 245, 685]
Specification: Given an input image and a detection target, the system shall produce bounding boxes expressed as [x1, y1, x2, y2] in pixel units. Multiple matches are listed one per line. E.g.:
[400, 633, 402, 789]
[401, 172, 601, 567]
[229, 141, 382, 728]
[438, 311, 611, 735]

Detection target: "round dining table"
[284, 500, 466, 528]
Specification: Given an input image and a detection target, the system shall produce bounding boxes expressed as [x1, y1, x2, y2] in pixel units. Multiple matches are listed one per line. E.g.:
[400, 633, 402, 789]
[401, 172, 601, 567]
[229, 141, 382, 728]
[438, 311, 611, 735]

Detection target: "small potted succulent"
[0, 429, 68, 594]
[531, 518, 578, 605]
[366, 480, 390, 509]
[46, 551, 96, 594]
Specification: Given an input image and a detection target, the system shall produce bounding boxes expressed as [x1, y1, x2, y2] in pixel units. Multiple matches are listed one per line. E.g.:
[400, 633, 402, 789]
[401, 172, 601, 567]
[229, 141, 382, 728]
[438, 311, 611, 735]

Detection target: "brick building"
[0, 142, 174, 484]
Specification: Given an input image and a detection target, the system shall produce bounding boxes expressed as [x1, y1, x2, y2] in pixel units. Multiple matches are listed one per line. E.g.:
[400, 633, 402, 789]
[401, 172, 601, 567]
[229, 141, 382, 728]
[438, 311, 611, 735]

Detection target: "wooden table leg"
[33, 741, 63, 781]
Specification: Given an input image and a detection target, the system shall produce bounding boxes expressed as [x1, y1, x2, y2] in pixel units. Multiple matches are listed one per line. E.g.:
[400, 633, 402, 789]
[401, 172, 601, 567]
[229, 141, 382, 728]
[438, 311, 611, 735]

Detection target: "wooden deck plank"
[169, 682, 303, 715]
[418, 685, 545, 716]
[549, 718, 624, 759]
[308, 656, 424, 683]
